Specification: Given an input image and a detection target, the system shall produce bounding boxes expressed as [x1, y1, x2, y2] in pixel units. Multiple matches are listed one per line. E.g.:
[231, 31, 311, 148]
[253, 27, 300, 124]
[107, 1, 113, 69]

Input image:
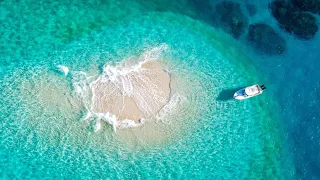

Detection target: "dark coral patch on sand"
[247, 23, 286, 55]
[292, 0, 320, 14]
[213, 1, 248, 39]
[269, 0, 318, 40]
[246, 3, 257, 16]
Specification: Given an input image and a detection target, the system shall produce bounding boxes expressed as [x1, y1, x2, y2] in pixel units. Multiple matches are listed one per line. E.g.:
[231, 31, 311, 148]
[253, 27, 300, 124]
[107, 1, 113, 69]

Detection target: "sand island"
[87, 60, 171, 129]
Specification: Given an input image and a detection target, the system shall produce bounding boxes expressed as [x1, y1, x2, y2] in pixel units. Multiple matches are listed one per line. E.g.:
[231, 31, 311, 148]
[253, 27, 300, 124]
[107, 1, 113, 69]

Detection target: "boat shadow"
[216, 87, 245, 101]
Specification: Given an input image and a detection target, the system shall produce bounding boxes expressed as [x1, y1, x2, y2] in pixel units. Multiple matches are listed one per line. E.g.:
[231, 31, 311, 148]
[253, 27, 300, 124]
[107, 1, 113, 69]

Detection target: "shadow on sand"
[217, 87, 244, 101]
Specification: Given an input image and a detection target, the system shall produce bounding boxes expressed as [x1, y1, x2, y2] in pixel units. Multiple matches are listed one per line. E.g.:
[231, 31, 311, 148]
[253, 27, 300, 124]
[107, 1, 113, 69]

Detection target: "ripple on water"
[0, 11, 284, 179]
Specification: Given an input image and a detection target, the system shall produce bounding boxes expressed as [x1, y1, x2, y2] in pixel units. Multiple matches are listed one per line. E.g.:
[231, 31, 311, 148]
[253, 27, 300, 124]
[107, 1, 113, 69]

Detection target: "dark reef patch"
[269, 0, 318, 40]
[212, 1, 248, 39]
[292, 0, 320, 14]
[247, 23, 286, 55]
[245, 3, 257, 16]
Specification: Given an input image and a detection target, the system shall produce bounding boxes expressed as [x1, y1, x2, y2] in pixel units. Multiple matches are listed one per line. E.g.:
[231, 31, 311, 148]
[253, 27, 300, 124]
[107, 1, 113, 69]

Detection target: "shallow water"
[2, 0, 317, 179]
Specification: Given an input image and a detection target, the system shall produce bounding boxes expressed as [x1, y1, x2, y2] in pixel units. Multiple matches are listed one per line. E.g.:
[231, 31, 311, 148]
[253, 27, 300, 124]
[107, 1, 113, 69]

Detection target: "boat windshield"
[245, 85, 260, 96]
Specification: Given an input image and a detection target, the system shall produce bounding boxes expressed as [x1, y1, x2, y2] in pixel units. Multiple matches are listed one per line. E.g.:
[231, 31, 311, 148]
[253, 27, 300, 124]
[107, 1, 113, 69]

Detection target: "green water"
[0, 0, 288, 179]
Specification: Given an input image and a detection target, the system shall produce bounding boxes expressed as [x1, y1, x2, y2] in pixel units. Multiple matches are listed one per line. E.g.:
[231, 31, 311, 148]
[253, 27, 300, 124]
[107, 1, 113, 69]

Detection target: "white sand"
[91, 60, 171, 124]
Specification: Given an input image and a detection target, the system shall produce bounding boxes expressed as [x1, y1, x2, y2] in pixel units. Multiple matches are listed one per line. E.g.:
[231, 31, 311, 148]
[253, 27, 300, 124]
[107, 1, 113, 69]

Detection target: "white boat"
[234, 84, 264, 100]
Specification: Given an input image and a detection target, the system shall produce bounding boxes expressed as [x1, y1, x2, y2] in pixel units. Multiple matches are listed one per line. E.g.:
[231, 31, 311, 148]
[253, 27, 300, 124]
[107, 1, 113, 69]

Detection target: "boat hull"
[234, 89, 248, 100]
[233, 85, 263, 100]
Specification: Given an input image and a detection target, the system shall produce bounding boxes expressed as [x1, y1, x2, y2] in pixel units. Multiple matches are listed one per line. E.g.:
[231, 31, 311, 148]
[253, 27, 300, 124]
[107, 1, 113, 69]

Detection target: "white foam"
[101, 43, 169, 82]
[82, 111, 118, 132]
[83, 111, 93, 121]
[116, 119, 139, 130]
[94, 119, 102, 132]
[70, 71, 92, 109]
[139, 43, 169, 62]
[57, 65, 69, 76]
[156, 93, 186, 123]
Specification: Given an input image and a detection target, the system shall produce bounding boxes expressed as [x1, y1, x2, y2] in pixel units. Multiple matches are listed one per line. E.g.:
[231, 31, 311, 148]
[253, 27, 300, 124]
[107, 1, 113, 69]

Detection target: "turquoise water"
[1, 0, 291, 179]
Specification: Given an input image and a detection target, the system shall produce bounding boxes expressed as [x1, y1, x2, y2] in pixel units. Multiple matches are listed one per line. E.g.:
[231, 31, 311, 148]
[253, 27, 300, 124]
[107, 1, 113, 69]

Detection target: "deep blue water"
[193, 0, 320, 178]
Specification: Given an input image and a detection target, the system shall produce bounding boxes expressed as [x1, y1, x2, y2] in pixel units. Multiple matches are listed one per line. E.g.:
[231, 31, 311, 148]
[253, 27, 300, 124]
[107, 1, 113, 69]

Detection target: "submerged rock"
[269, 0, 318, 40]
[213, 1, 248, 39]
[247, 23, 286, 55]
[292, 0, 320, 14]
[246, 3, 257, 16]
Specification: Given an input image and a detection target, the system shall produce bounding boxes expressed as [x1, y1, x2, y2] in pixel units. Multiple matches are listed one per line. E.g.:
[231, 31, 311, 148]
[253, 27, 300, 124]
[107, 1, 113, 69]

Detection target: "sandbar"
[90, 60, 171, 124]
